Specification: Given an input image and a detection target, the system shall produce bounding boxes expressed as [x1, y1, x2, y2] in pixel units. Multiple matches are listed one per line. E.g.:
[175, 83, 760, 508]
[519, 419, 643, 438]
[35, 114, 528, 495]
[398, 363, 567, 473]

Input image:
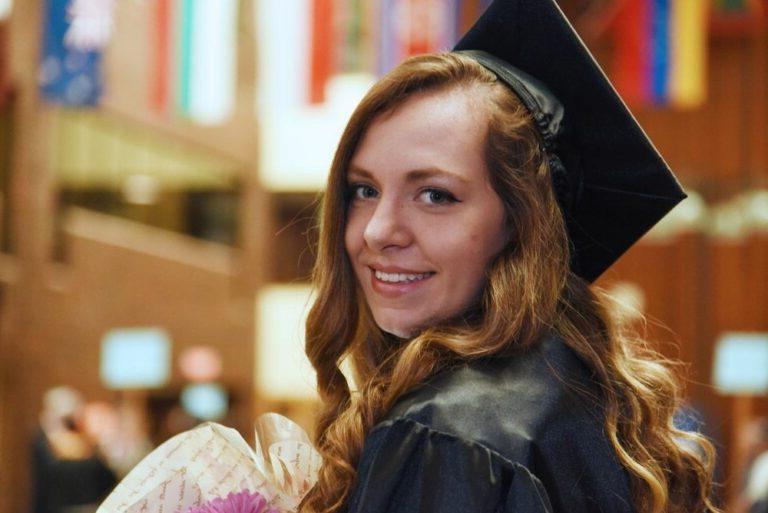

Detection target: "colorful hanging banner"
[612, 0, 707, 108]
[612, 0, 650, 106]
[39, 0, 104, 106]
[151, 0, 173, 114]
[669, 0, 707, 107]
[64, 0, 116, 52]
[187, 0, 238, 124]
[340, 0, 366, 73]
[309, 0, 334, 104]
[177, 0, 194, 115]
[650, 0, 670, 102]
[168, 0, 237, 124]
[355, 0, 377, 75]
[378, 0, 458, 75]
[379, 0, 397, 75]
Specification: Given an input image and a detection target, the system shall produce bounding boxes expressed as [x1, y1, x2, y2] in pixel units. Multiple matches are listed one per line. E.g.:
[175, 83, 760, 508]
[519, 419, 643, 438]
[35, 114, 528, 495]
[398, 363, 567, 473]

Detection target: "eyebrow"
[347, 165, 471, 184]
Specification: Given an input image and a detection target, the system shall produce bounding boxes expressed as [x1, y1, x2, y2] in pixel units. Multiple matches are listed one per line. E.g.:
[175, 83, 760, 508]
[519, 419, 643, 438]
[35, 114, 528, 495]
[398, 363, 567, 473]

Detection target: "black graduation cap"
[453, 0, 686, 282]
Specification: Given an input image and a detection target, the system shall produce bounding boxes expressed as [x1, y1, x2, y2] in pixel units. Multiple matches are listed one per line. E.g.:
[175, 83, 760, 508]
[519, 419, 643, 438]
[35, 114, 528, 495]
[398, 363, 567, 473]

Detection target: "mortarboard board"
[453, 0, 686, 282]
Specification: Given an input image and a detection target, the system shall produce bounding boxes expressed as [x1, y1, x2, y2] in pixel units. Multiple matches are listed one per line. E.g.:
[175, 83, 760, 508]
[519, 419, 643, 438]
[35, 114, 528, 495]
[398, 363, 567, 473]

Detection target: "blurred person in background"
[81, 400, 151, 479]
[299, 0, 719, 512]
[735, 418, 768, 513]
[31, 386, 117, 513]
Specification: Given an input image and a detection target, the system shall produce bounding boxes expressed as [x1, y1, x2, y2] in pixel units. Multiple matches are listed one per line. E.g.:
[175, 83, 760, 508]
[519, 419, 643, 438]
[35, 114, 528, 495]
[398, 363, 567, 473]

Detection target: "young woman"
[300, 2, 719, 512]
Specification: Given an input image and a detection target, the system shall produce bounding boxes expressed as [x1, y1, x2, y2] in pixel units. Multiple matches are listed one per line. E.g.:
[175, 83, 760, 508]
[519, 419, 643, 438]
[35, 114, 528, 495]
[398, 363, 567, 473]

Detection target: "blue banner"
[650, 0, 670, 104]
[38, 0, 103, 106]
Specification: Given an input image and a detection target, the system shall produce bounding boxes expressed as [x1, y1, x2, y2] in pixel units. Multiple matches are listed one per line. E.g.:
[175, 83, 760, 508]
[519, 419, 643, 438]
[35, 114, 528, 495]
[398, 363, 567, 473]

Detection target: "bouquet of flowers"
[97, 413, 322, 513]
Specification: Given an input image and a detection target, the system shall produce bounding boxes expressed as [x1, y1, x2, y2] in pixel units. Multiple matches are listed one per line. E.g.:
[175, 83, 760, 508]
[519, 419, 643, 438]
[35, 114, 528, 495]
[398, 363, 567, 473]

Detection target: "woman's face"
[344, 88, 509, 338]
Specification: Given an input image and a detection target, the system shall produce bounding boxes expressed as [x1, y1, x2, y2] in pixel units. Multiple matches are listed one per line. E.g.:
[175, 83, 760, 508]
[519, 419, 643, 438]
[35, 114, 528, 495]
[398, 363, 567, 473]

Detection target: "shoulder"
[366, 332, 635, 512]
[361, 415, 535, 479]
[352, 415, 554, 513]
[383, 332, 602, 462]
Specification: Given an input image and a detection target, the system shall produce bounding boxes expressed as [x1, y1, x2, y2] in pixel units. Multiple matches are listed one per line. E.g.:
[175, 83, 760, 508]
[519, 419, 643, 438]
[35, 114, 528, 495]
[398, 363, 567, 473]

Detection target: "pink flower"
[186, 490, 278, 513]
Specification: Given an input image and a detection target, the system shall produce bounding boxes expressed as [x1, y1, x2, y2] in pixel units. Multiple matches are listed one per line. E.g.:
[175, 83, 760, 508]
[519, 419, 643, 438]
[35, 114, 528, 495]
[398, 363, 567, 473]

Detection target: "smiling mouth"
[373, 269, 436, 283]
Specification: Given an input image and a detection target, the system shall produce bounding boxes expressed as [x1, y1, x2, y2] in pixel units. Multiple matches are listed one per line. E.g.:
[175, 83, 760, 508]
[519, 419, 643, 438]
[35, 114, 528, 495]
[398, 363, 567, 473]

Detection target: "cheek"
[344, 212, 364, 258]
[442, 218, 505, 262]
[449, 214, 508, 276]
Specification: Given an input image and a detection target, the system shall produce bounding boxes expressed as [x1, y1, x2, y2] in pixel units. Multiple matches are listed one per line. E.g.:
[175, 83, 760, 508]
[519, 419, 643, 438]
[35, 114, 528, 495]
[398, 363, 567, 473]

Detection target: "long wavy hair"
[300, 53, 718, 513]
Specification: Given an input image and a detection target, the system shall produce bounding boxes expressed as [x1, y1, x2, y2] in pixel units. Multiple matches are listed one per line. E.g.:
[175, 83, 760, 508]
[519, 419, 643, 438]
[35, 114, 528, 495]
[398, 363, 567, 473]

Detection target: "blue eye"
[350, 184, 378, 200]
[420, 188, 457, 205]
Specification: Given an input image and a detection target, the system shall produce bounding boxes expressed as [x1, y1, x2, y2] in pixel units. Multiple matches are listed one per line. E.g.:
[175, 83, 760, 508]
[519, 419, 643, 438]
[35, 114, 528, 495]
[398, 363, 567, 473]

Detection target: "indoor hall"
[0, 1, 766, 512]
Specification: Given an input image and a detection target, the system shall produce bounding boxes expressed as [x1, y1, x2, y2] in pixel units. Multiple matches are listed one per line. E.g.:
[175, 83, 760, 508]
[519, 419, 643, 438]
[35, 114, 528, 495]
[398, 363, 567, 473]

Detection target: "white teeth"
[374, 270, 432, 283]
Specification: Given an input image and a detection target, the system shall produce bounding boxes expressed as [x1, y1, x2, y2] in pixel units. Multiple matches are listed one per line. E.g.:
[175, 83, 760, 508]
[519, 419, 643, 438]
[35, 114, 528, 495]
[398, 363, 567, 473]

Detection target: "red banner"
[152, 0, 172, 114]
[309, 0, 335, 104]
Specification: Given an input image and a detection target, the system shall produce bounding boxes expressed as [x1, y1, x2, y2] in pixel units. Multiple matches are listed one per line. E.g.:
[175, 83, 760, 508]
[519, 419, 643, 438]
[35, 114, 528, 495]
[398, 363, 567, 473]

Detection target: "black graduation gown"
[346, 334, 635, 513]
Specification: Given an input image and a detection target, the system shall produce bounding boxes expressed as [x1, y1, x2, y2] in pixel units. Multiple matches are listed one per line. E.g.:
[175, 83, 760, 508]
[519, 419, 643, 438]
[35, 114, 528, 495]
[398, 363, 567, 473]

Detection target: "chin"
[380, 325, 416, 339]
[373, 305, 476, 340]
[374, 313, 426, 339]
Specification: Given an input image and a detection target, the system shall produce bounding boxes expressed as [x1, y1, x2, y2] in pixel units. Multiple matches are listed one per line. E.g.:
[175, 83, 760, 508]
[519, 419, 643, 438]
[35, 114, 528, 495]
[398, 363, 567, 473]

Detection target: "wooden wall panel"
[744, 30, 768, 184]
[706, 236, 768, 504]
[0, 211, 256, 513]
[2, 2, 52, 510]
[599, 235, 706, 381]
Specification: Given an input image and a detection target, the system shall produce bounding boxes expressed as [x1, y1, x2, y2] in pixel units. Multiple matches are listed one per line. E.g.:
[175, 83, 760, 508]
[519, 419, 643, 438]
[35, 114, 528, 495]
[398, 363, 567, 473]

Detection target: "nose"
[363, 196, 412, 251]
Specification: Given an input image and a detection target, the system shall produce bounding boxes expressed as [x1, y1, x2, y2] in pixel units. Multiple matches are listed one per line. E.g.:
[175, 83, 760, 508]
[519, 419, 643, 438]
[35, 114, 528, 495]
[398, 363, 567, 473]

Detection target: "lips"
[367, 266, 435, 298]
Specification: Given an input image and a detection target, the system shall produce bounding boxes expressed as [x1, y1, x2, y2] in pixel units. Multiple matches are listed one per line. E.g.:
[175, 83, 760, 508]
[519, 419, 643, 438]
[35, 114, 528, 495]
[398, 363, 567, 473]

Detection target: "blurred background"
[0, 0, 766, 512]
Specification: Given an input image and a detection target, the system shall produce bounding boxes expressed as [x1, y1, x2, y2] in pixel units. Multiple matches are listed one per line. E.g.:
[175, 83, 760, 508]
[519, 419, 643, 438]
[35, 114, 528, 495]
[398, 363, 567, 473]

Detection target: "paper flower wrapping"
[97, 413, 322, 513]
